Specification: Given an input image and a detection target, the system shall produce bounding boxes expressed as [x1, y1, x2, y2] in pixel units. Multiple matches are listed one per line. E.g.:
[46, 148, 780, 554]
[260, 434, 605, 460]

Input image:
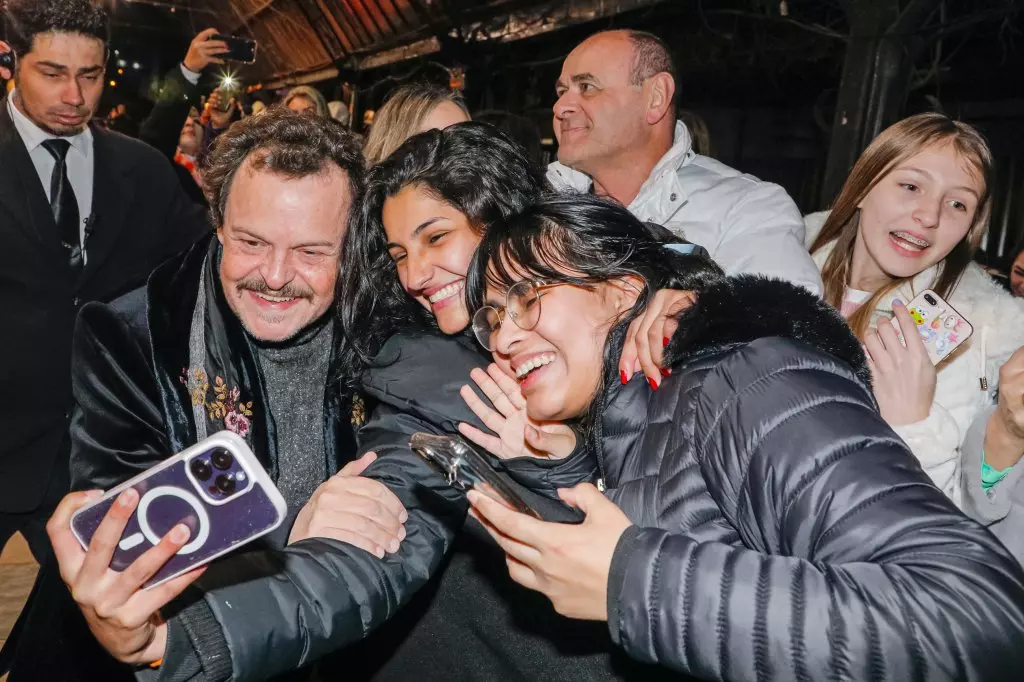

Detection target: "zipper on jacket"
[979, 325, 989, 391]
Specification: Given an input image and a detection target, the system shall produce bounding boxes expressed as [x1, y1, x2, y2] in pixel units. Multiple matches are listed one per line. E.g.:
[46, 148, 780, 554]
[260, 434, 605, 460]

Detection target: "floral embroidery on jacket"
[180, 368, 254, 437]
[351, 394, 366, 427]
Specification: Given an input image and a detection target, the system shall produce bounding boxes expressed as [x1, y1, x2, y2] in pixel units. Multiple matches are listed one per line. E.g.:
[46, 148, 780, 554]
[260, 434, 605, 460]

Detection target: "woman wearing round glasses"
[464, 192, 1024, 679]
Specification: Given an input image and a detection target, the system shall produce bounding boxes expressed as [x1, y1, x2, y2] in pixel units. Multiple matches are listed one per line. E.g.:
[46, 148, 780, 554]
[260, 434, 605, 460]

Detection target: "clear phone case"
[410, 433, 542, 519]
[70, 431, 287, 589]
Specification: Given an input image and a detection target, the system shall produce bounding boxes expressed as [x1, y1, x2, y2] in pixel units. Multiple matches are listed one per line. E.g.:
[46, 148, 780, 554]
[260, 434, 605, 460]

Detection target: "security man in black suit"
[0, 0, 211, 566]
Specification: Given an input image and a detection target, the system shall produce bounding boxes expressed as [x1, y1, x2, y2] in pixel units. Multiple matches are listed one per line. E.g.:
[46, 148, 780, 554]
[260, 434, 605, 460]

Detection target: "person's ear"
[607, 274, 646, 313]
[645, 73, 675, 126]
[216, 226, 226, 245]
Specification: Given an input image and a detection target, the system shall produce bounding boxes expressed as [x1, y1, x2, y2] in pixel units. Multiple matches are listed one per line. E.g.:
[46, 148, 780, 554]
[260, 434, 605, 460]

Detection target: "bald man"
[548, 30, 823, 294]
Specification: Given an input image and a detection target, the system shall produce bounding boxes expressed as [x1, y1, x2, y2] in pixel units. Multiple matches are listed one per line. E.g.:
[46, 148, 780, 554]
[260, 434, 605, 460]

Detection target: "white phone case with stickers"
[891, 289, 973, 365]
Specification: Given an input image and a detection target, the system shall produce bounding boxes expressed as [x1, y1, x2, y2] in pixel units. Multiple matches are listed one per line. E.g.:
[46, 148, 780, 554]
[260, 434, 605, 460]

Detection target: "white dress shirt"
[180, 63, 201, 85]
[7, 91, 94, 251]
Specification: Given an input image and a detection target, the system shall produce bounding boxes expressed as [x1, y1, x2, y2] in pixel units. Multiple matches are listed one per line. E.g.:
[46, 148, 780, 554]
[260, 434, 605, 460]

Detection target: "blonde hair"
[362, 83, 469, 166]
[283, 86, 330, 118]
[810, 113, 993, 338]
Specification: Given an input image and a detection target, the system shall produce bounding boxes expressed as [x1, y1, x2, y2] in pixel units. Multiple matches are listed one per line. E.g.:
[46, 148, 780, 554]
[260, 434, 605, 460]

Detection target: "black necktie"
[41, 138, 84, 275]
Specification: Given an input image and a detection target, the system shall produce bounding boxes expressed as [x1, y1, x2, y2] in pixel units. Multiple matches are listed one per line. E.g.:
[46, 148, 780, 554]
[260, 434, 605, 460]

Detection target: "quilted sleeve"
[607, 339, 1024, 681]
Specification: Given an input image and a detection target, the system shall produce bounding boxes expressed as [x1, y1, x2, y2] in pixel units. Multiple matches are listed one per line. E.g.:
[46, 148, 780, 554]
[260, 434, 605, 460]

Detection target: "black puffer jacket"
[182, 332, 591, 681]
[598, 276, 1024, 680]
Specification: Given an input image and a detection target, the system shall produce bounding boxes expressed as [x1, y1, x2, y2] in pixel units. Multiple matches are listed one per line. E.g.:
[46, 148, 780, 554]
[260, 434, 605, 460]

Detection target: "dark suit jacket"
[0, 98, 212, 512]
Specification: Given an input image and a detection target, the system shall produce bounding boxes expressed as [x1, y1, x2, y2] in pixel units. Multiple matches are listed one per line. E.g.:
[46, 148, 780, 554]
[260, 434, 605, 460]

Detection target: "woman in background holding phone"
[807, 113, 1024, 559]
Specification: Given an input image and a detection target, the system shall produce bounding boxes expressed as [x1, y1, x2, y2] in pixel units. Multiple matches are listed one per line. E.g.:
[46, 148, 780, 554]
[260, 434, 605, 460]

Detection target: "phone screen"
[214, 34, 257, 64]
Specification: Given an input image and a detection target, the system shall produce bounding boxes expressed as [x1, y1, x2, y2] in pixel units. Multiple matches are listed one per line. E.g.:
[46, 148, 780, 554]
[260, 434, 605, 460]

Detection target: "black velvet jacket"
[69, 234, 358, 493]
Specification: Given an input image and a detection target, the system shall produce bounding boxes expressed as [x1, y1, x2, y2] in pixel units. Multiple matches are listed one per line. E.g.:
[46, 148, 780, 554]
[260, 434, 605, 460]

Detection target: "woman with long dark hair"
[467, 193, 1024, 680]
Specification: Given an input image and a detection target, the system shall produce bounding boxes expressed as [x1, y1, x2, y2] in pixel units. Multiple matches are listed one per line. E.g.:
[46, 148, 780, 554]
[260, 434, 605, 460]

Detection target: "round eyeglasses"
[472, 280, 561, 351]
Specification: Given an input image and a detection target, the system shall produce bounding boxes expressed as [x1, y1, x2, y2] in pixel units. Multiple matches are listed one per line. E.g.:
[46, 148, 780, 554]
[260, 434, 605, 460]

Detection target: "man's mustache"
[237, 276, 314, 301]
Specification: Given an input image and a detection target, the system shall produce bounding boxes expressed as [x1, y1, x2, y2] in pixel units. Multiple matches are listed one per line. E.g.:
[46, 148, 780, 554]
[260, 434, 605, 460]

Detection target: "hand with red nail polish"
[617, 289, 697, 389]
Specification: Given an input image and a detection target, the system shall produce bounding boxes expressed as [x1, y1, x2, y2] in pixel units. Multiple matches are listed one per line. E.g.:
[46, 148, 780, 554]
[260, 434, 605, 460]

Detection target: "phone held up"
[891, 289, 974, 365]
[70, 431, 287, 589]
[213, 34, 257, 64]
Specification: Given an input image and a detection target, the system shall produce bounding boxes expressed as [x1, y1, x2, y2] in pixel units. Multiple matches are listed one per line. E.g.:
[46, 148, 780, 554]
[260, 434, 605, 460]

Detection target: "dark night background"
[6, 0, 1023, 263]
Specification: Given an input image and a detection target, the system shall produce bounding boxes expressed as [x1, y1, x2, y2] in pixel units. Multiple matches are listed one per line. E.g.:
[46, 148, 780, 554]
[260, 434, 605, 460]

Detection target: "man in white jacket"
[547, 30, 823, 294]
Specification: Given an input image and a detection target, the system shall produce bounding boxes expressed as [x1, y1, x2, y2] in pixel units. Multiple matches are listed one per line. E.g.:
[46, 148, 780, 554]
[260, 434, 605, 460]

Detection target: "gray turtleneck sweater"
[254, 317, 333, 510]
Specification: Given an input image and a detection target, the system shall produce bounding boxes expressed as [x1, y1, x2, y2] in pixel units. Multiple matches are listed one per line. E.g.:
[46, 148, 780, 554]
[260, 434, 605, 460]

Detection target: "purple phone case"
[71, 447, 282, 588]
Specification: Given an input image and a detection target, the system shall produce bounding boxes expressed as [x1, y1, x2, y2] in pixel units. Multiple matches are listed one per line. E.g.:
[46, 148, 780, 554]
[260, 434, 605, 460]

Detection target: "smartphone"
[213, 34, 257, 64]
[891, 289, 973, 365]
[210, 86, 236, 112]
[71, 431, 287, 589]
[410, 433, 542, 519]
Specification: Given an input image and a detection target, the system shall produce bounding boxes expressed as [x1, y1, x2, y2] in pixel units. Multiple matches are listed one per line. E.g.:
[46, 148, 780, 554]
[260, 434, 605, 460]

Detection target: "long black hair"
[466, 193, 723, 444]
[337, 121, 549, 386]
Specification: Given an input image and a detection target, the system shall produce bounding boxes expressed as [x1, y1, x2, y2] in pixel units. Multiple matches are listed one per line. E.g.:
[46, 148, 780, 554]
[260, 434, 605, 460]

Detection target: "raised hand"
[459, 364, 576, 460]
[206, 89, 237, 130]
[183, 28, 229, 73]
[0, 40, 13, 81]
[985, 346, 1024, 470]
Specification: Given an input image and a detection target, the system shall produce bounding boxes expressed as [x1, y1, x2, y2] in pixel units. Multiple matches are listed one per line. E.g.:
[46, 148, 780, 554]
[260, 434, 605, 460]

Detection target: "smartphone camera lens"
[215, 474, 237, 495]
[210, 448, 234, 471]
[189, 458, 212, 481]
[924, 294, 937, 306]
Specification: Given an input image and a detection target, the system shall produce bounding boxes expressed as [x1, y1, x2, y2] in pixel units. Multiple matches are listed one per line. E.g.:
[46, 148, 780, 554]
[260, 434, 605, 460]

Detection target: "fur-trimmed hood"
[665, 274, 871, 388]
[589, 274, 872, 490]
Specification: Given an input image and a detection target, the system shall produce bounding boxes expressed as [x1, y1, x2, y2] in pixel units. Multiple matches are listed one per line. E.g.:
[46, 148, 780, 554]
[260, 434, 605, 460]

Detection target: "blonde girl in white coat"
[807, 114, 1024, 527]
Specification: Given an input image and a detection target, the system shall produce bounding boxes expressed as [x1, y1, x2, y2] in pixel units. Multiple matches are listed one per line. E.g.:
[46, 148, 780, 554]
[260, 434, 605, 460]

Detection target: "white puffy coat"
[548, 121, 823, 294]
[806, 211, 1024, 506]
